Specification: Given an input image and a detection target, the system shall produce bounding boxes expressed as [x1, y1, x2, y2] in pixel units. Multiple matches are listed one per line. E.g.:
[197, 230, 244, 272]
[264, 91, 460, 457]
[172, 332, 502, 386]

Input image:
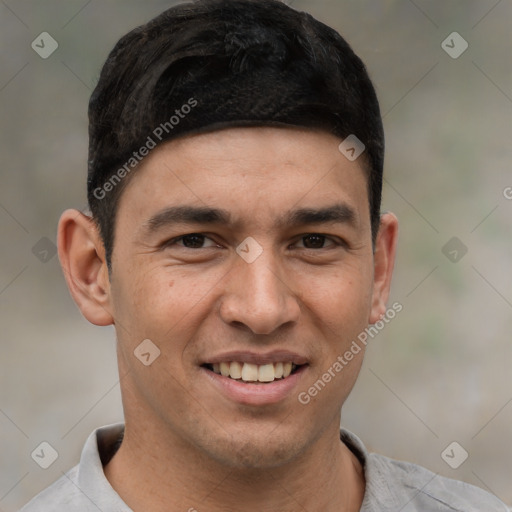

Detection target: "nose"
[219, 250, 301, 335]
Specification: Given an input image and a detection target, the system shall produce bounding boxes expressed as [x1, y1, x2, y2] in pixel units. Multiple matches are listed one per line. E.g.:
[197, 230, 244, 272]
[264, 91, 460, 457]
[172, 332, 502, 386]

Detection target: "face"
[101, 127, 391, 468]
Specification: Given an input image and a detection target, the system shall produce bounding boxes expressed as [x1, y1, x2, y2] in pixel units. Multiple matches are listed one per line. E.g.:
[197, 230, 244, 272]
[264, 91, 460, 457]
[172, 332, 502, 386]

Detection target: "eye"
[294, 234, 339, 249]
[166, 233, 219, 249]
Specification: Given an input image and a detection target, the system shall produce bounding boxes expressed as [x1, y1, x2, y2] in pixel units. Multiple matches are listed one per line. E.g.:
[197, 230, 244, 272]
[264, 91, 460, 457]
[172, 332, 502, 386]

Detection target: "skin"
[58, 126, 398, 512]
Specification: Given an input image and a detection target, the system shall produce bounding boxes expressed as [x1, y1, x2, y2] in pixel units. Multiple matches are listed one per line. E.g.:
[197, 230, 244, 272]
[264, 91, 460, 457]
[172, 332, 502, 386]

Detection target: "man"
[20, 0, 508, 510]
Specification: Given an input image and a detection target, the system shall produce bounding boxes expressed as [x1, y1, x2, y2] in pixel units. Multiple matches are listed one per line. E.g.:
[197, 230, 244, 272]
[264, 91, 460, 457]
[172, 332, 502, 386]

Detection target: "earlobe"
[57, 209, 114, 326]
[368, 212, 399, 324]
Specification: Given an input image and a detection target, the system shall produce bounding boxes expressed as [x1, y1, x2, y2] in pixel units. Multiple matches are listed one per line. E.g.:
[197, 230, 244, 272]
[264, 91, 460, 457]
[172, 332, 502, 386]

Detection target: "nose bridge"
[245, 251, 284, 300]
[220, 245, 299, 334]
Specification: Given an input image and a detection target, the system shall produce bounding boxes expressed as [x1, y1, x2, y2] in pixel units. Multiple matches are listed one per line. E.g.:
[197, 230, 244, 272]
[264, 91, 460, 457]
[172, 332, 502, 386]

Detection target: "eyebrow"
[143, 202, 357, 234]
[281, 204, 356, 229]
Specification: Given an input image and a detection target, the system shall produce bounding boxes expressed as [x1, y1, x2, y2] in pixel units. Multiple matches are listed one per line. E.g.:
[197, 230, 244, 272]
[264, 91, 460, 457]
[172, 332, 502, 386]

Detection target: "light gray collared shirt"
[19, 423, 509, 511]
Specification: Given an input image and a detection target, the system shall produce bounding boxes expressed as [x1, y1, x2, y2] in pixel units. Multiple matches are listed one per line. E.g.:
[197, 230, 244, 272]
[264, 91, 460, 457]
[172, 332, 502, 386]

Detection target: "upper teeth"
[211, 362, 295, 382]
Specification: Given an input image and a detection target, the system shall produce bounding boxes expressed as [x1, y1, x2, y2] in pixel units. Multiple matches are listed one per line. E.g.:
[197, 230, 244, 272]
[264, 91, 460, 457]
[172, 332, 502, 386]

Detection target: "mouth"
[202, 361, 304, 384]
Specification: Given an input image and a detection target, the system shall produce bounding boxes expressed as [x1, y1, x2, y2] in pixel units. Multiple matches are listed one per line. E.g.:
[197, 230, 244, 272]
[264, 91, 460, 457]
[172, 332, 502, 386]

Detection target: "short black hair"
[87, 0, 384, 270]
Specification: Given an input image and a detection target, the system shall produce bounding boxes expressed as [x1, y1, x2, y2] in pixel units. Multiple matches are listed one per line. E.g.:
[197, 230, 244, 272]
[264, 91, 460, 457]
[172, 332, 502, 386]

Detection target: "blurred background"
[1, 0, 511, 509]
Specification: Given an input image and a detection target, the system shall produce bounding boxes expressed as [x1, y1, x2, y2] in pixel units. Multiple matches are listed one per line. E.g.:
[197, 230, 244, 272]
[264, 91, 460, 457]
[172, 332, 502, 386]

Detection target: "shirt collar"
[76, 423, 131, 511]
[77, 423, 382, 511]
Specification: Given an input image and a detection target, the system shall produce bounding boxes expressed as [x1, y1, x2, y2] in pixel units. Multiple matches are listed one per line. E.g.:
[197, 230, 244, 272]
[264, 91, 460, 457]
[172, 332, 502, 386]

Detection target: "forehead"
[117, 126, 370, 228]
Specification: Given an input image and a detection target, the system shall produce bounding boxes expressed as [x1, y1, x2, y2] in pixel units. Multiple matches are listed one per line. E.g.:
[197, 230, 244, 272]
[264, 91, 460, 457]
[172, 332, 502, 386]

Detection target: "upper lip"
[202, 350, 309, 366]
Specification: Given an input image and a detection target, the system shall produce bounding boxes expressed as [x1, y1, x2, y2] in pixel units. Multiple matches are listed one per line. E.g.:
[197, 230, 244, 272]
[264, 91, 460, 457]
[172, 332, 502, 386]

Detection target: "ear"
[368, 212, 399, 324]
[57, 209, 114, 326]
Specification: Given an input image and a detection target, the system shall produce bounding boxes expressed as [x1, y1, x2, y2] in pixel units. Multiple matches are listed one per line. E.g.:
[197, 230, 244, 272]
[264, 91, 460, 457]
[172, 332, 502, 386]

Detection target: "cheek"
[299, 265, 373, 324]
[113, 263, 221, 347]
[110, 262, 172, 344]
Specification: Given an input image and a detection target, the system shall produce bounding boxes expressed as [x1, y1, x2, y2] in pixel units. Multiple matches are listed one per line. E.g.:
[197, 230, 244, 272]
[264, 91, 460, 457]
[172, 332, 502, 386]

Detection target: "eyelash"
[163, 233, 345, 250]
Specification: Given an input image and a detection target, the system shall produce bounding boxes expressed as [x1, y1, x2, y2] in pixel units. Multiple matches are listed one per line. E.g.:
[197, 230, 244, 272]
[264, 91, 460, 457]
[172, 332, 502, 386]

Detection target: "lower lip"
[201, 365, 308, 406]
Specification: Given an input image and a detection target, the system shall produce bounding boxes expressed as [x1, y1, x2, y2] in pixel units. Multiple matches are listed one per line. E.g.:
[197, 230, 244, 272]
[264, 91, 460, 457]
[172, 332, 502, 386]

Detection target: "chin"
[215, 442, 301, 470]
[198, 427, 308, 470]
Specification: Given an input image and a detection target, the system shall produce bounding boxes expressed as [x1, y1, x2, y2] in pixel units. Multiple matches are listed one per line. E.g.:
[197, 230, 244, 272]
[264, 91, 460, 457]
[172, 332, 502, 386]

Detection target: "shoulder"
[18, 465, 95, 511]
[340, 429, 508, 512]
[366, 452, 509, 511]
[19, 424, 128, 512]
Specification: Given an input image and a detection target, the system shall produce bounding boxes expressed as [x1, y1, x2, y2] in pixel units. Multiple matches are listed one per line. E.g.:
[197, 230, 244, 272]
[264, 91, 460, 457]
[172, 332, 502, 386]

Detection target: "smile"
[203, 362, 300, 383]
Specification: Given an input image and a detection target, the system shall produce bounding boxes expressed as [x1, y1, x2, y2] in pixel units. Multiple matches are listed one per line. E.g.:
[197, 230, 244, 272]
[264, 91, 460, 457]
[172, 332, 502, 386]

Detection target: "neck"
[104, 418, 365, 512]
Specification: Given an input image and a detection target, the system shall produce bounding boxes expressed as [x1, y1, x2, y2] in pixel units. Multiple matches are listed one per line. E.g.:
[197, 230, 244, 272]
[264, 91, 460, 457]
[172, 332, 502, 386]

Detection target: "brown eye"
[180, 234, 207, 248]
[300, 234, 329, 249]
[165, 233, 219, 249]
